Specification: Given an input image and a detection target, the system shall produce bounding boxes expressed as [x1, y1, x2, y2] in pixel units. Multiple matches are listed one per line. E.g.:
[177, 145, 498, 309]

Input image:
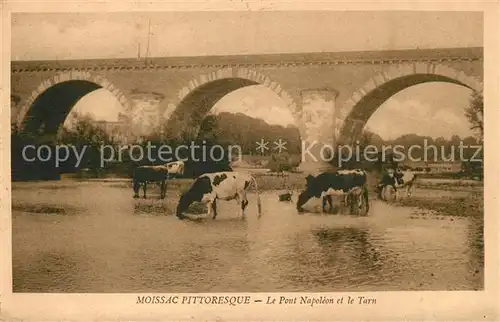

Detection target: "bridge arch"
[163, 67, 300, 140]
[337, 62, 483, 145]
[16, 70, 129, 136]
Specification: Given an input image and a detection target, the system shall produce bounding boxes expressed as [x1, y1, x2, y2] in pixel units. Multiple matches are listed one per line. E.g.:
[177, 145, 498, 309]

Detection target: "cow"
[376, 168, 417, 200]
[296, 169, 370, 215]
[175, 171, 262, 220]
[132, 161, 185, 199]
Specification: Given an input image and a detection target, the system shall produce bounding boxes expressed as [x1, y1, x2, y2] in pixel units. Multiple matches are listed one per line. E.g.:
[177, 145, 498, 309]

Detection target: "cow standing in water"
[296, 169, 370, 215]
[132, 161, 185, 199]
[377, 168, 417, 200]
[175, 172, 262, 220]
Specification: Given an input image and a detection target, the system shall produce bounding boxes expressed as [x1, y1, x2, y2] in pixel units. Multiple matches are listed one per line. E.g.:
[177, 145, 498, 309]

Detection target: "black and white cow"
[296, 169, 370, 215]
[176, 171, 262, 220]
[376, 168, 417, 200]
[132, 161, 185, 199]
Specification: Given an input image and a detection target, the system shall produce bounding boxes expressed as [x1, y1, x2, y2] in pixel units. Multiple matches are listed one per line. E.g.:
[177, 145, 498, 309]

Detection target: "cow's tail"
[250, 176, 262, 218]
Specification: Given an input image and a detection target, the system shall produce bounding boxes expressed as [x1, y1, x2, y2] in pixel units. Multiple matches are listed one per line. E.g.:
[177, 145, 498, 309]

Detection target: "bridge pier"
[297, 89, 338, 175]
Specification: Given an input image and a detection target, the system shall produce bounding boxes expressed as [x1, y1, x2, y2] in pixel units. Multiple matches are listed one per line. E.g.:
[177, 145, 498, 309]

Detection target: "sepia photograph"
[2, 4, 498, 321]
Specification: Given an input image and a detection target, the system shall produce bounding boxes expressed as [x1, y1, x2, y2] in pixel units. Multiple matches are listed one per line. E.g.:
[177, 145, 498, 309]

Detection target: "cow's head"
[176, 193, 194, 218]
[175, 176, 211, 218]
[296, 189, 313, 211]
[166, 161, 185, 175]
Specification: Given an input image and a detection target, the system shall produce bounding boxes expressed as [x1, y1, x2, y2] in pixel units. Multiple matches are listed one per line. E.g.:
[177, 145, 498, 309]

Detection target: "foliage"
[57, 111, 115, 147]
[332, 126, 483, 175]
[464, 91, 484, 142]
[266, 152, 299, 172]
[461, 91, 484, 179]
[198, 112, 301, 155]
[54, 111, 117, 175]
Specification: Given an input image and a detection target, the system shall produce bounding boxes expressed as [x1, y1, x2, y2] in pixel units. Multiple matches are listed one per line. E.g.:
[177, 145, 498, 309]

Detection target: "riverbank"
[394, 191, 483, 218]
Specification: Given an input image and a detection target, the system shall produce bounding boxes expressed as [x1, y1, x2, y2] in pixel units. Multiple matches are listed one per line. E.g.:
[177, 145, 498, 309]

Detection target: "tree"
[56, 111, 116, 174]
[198, 114, 220, 144]
[465, 91, 484, 142]
[462, 91, 484, 180]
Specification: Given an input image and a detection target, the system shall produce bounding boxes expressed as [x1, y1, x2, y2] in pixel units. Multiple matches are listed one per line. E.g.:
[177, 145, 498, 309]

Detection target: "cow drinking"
[296, 169, 370, 215]
[175, 172, 262, 220]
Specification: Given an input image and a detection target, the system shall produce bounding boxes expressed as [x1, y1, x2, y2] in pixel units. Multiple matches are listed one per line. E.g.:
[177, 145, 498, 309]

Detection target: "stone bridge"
[11, 47, 483, 173]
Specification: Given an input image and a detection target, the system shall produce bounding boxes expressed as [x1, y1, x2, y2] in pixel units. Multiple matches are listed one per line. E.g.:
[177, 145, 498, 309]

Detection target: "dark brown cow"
[133, 165, 170, 199]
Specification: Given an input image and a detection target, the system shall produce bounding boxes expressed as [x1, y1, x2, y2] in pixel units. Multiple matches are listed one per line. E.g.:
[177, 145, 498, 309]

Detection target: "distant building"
[426, 163, 462, 173]
[408, 162, 462, 173]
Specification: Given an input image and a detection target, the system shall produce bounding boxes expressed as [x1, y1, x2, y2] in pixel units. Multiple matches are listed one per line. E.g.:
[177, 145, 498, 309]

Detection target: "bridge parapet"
[11, 47, 483, 73]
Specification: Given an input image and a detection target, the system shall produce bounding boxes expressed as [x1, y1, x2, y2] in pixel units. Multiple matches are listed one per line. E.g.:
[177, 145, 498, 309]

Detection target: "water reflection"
[314, 227, 383, 270]
[270, 227, 386, 291]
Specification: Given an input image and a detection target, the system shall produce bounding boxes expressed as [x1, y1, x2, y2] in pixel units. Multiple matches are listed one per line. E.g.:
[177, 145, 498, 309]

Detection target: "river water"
[11, 180, 483, 293]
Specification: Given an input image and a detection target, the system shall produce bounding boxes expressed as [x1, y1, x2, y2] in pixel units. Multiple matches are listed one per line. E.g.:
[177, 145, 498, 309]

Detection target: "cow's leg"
[358, 192, 364, 209]
[240, 191, 249, 219]
[321, 196, 328, 213]
[160, 180, 167, 199]
[206, 200, 213, 218]
[406, 184, 413, 197]
[345, 192, 352, 214]
[212, 200, 218, 220]
[143, 182, 147, 198]
[133, 180, 140, 198]
[327, 195, 334, 212]
[321, 195, 333, 213]
[352, 192, 362, 215]
[336, 194, 344, 214]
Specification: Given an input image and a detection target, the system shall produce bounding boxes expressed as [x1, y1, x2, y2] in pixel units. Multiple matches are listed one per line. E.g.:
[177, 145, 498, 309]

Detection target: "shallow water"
[12, 180, 483, 293]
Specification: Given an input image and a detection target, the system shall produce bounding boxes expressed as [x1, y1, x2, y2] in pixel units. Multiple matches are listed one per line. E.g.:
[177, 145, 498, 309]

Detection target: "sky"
[366, 82, 474, 139]
[12, 11, 482, 60]
[209, 86, 296, 127]
[14, 11, 481, 139]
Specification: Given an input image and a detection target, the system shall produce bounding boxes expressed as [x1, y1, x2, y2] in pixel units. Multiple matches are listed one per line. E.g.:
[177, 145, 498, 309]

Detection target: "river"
[11, 180, 483, 293]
